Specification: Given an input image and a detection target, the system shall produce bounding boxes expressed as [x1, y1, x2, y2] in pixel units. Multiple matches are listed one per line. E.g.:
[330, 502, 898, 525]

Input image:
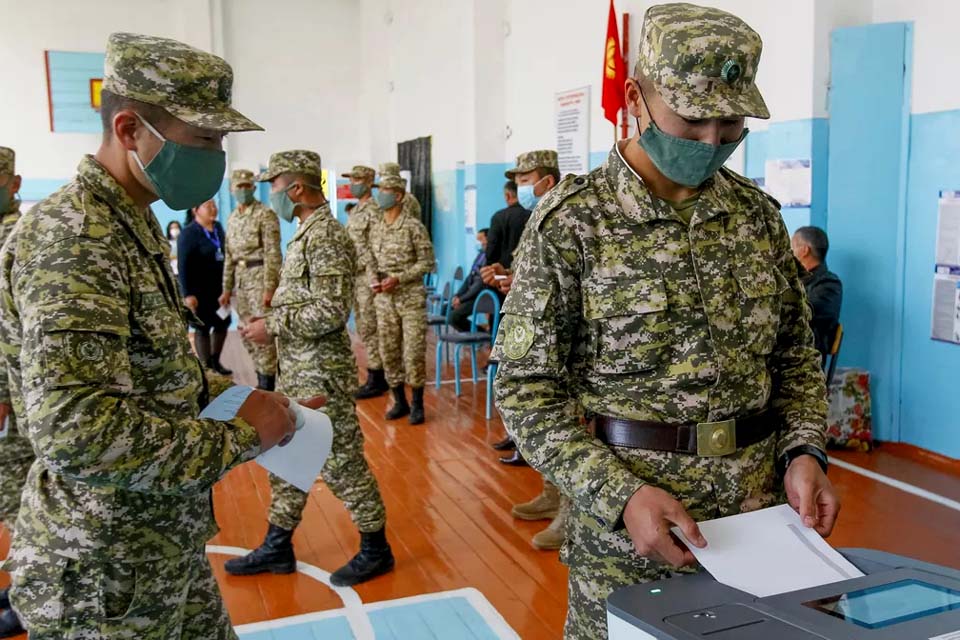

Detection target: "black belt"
[238, 259, 264, 268]
[593, 410, 776, 457]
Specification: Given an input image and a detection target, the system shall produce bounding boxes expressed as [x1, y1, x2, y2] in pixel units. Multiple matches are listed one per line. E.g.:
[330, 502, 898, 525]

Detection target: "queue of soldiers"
[0, 3, 844, 639]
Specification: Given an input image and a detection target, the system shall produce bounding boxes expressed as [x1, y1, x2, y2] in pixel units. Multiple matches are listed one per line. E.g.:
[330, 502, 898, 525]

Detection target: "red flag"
[601, 0, 627, 126]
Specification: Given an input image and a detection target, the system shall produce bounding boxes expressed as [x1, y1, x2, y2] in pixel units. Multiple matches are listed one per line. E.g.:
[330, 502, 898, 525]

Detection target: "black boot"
[492, 436, 516, 451]
[330, 528, 395, 587]
[500, 450, 529, 467]
[385, 385, 409, 420]
[0, 608, 24, 639]
[355, 369, 389, 399]
[256, 373, 276, 392]
[0, 586, 8, 609]
[207, 356, 233, 376]
[224, 523, 296, 576]
[409, 386, 425, 425]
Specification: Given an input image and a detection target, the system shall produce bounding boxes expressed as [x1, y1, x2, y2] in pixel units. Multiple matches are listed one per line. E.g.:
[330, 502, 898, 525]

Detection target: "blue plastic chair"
[434, 290, 500, 396]
[451, 265, 465, 295]
[486, 360, 498, 420]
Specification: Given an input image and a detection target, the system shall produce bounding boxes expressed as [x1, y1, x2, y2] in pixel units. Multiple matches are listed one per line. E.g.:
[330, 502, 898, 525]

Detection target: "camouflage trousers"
[9, 548, 235, 639]
[268, 382, 386, 533]
[0, 431, 34, 528]
[235, 265, 277, 375]
[374, 284, 427, 388]
[354, 273, 382, 370]
[560, 434, 781, 639]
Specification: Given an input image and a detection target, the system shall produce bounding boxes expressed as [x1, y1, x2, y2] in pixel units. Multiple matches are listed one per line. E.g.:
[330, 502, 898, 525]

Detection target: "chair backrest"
[453, 265, 465, 281]
[826, 323, 843, 387]
[470, 289, 501, 342]
[437, 281, 452, 315]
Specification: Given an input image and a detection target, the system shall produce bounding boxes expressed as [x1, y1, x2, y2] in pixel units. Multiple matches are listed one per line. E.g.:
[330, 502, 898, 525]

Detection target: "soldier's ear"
[113, 110, 141, 151]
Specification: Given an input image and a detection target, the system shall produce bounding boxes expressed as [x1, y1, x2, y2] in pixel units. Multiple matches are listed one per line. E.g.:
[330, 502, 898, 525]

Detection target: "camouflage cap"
[257, 150, 322, 182]
[379, 175, 406, 191]
[504, 150, 559, 179]
[638, 3, 769, 119]
[378, 162, 401, 177]
[342, 165, 376, 180]
[0, 147, 13, 176]
[103, 32, 263, 132]
[230, 169, 255, 188]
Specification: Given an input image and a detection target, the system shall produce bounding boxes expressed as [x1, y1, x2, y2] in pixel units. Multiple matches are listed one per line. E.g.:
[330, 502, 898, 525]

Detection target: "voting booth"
[608, 548, 960, 639]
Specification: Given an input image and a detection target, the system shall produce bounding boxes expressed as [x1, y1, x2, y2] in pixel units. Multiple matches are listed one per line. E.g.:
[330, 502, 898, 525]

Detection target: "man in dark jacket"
[450, 228, 488, 331]
[792, 226, 843, 360]
[484, 181, 529, 270]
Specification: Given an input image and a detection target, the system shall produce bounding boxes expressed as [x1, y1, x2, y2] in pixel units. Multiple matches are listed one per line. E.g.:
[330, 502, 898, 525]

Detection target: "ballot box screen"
[804, 579, 960, 629]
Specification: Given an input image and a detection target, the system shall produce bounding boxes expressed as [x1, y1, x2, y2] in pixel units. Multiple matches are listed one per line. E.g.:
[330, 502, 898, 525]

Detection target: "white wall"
[872, 0, 960, 114]
[220, 0, 366, 175]
[0, 0, 216, 178]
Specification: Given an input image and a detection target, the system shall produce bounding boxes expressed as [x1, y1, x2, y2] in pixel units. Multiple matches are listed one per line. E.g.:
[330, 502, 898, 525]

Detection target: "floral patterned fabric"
[826, 367, 873, 451]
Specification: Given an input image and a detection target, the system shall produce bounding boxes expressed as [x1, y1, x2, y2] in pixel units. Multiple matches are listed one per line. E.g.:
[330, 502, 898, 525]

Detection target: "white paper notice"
[763, 159, 812, 207]
[931, 274, 960, 342]
[936, 195, 960, 268]
[216, 305, 232, 320]
[256, 403, 333, 492]
[200, 386, 334, 492]
[673, 504, 863, 598]
[555, 86, 591, 176]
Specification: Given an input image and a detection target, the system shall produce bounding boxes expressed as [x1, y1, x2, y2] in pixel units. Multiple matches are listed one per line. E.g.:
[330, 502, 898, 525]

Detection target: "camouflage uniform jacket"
[401, 190, 422, 221]
[266, 204, 357, 391]
[0, 203, 32, 461]
[369, 209, 435, 287]
[0, 156, 261, 566]
[222, 200, 282, 292]
[493, 143, 827, 532]
[345, 197, 381, 278]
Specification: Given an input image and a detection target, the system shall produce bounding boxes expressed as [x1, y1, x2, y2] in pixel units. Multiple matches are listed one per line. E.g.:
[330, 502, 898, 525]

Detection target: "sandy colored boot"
[511, 481, 560, 521]
[532, 496, 571, 550]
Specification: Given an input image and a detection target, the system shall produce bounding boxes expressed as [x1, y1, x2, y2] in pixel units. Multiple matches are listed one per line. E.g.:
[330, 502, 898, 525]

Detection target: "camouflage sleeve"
[494, 217, 647, 532]
[396, 221, 436, 285]
[265, 229, 353, 340]
[765, 209, 828, 457]
[222, 219, 236, 293]
[261, 207, 282, 292]
[349, 210, 377, 277]
[15, 236, 261, 494]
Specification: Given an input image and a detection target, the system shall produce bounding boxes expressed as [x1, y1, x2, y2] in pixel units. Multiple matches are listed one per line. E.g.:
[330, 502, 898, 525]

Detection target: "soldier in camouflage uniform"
[227, 151, 393, 587]
[0, 33, 302, 639]
[493, 5, 840, 638]
[0, 146, 30, 637]
[370, 175, 435, 425]
[220, 168, 281, 390]
[342, 165, 389, 399]
[379, 161, 423, 221]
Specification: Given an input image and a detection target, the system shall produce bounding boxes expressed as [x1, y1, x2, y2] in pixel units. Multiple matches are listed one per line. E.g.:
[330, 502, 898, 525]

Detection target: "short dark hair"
[478, 228, 489, 236]
[282, 172, 324, 194]
[345, 202, 356, 212]
[535, 166, 562, 185]
[795, 226, 829, 261]
[99, 90, 175, 139]
[504, 181, 517, 195]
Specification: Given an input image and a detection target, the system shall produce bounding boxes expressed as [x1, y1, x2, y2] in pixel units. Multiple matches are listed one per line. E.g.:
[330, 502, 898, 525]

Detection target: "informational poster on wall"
[555, 86, 591, 176]
[464, 184, 477, 235]
[930, 191, 960, 343]
[763, 159, 812, 207]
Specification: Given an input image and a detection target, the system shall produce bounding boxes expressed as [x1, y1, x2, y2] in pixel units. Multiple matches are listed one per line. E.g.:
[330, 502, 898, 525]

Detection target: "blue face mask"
[378, 191, 398, 210]
[475, 242, 483, 252]
[517, 179, 545, 211]
[269, 184, 299, 223]
[350, 183, 368, 198]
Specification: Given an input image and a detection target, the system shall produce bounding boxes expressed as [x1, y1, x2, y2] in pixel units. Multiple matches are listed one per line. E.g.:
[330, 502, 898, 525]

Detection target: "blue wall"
[744, 118, 829, 235]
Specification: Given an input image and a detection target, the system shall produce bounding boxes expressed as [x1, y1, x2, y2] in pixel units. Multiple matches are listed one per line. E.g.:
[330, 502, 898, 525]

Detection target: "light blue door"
[826, 22, 912, 442]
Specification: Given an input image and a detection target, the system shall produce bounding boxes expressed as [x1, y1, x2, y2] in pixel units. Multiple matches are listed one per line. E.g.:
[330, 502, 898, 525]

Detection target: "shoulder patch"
[532, 173, 593, 230]
[719, 166, 782, 211]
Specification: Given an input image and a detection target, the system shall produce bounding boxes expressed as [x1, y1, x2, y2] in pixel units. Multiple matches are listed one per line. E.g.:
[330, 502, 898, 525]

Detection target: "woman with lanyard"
[178, 198, 233, 375]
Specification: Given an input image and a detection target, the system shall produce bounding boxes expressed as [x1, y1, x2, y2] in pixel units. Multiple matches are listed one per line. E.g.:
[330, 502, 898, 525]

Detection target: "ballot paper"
[672, 504, 863, 598]
[200, 386, 334, 492]
[216, 305, 232, 320]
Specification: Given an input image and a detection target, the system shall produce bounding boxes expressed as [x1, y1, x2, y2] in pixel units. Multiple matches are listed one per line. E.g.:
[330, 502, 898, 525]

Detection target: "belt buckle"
[696, 419, 736, 457]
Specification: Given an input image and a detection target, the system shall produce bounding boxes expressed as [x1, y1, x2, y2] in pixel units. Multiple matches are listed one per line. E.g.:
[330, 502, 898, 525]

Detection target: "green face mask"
[0, 185, 10, 215]
[638, 119, 747, 188]
[377, 191, 398, 210]
[270, 184, 299, 223]
[234, 187, 255, 205]
[131, 115, 226, 211]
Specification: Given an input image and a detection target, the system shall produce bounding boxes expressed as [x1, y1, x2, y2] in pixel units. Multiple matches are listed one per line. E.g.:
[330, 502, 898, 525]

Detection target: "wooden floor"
[2, 330, 960, 639]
